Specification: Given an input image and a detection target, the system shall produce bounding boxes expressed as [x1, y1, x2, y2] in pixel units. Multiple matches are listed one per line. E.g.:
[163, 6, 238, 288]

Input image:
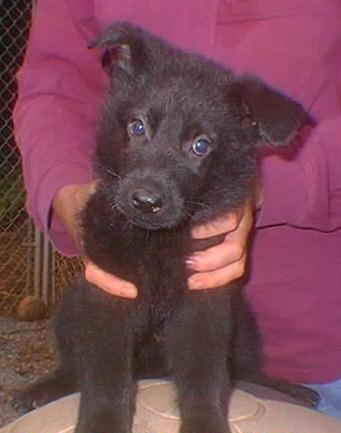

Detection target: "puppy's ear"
[89, 22, 148, 77]
[230, 76, 305, 146]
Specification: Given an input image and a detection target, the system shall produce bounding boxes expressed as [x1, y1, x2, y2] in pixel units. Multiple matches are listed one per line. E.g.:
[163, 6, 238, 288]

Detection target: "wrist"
[53, 183, 86, 245]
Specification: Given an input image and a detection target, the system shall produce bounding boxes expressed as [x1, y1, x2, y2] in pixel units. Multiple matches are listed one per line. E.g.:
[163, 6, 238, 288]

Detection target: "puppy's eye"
[128, 119, 145, 136]
[191, 137, 211, 156]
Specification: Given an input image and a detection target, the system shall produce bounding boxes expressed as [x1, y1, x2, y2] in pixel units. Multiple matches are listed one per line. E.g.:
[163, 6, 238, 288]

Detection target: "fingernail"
[186, 253, 202, 266]
[185, 258, 197, 268]
[188, 277, 203, 290]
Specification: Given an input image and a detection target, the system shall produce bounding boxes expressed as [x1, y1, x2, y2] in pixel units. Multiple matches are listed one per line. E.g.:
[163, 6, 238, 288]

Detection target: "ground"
[0, 316, 57, 427]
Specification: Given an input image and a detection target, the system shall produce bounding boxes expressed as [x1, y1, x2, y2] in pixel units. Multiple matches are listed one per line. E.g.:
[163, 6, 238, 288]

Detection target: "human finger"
[188, 253, 247, 290]
[190, 211, 241, 239]
[84, 261, 138, 299]
[186, 240, 244, 272]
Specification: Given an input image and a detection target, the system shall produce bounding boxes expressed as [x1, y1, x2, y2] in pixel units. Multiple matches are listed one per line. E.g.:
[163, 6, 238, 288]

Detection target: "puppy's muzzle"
[116, 173, 185, 230]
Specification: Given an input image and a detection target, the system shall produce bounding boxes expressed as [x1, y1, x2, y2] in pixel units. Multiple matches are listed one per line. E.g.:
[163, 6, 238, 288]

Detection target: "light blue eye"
[128, 119, 145, 136]
[192, 138, 211, 156]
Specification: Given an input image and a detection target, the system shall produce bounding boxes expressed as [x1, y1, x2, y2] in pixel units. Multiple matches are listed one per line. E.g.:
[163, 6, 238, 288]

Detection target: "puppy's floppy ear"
[230, 76, 305, 146]
[89, 22, 148, 77]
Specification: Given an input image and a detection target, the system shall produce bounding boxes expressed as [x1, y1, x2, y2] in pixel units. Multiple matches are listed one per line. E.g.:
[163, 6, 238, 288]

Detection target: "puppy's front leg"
[70, 282, 136, 433]
[165, 290, 233, 433]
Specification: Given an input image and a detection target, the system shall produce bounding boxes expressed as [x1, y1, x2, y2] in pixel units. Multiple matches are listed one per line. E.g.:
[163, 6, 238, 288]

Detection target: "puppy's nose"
[131, 189, 163, 214]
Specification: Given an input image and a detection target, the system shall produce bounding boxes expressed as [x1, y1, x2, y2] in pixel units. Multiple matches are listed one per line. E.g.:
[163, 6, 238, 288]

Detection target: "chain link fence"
[0, 0, 82, 314]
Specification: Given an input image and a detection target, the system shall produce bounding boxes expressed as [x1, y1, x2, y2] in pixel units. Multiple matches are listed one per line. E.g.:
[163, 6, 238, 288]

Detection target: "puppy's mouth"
[115, 177, 185, 230]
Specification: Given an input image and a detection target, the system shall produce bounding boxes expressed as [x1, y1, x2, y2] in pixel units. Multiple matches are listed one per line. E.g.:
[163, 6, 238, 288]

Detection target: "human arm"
[13, 0, 105, 255]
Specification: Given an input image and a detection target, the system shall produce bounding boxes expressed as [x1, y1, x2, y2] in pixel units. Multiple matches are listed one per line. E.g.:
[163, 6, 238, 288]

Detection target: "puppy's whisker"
[109, 202, 120, 211]
[186, 200, 211, 211]
[105, 168, 122, 181]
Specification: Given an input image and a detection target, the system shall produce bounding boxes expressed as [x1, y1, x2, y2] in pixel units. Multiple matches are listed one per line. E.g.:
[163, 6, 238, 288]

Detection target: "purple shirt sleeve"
[13, 0, 107, 255]
[258, 116, 341, 231]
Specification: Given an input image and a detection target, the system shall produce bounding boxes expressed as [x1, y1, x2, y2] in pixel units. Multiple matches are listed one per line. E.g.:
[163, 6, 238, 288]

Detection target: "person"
[14, 0, 341, 419]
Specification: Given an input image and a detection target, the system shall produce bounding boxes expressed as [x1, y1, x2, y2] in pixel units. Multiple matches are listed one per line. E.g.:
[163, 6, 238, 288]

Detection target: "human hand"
[53, 182, 97, 245]
[53, 182, 138, 299]
[187, 201, 255, 290]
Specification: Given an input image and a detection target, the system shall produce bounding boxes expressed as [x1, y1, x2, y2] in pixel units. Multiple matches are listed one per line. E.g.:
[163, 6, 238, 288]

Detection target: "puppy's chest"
[119, 231, 226, 327]
[120, 231, 191, 327]
[124, 231, 190, 294]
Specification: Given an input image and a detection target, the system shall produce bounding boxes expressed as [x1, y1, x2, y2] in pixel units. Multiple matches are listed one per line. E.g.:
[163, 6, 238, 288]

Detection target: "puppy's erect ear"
[89, 22, 149, 77]
[230, 76, 305, 146]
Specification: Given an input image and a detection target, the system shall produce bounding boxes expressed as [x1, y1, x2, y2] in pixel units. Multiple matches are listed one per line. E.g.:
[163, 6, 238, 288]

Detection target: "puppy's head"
[90, 22, 305, 231]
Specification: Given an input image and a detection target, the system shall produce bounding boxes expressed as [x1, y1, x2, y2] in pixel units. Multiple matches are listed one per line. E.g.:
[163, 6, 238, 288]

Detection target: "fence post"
[41, 233, 53, 307]
[33, 224, 42, 298]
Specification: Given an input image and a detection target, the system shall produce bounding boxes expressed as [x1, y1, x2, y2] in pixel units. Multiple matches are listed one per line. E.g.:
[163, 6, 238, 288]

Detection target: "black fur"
[13, 23, 318, 433]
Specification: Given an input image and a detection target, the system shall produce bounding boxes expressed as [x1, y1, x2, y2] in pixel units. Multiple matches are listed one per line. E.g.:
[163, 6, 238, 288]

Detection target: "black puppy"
[14, 22, 318, 433]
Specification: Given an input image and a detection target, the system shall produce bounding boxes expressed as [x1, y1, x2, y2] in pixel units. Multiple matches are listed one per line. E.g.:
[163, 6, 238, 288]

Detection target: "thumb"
[84, 260, 138, 299]
[191, 211, 241, 239]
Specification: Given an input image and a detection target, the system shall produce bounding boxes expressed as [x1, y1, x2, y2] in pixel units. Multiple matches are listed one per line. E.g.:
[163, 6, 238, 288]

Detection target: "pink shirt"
[14, 0, 341, 383]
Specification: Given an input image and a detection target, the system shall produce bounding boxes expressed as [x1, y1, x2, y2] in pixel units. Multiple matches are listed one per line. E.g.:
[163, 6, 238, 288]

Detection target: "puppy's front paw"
[290, 384, 320, 408]
[75, 413, 131, 433]
[180, 416, 230, 433]
[12, 385, 51, 414]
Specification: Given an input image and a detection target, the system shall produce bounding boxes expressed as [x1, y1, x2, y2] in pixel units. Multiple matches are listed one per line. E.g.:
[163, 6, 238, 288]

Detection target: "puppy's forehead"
[144, 75, 230, 123]
[161, 68, 227, 99]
